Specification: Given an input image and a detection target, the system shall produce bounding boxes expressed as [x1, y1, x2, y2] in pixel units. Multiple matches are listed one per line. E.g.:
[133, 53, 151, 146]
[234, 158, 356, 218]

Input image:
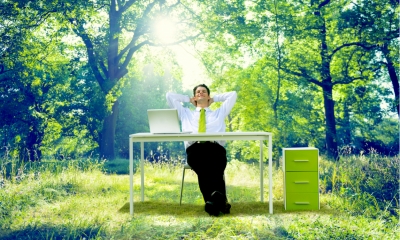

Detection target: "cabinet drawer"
[285, 192, 319, 210]
[285, 172, 318, 193]
[284, 149, 318, 171]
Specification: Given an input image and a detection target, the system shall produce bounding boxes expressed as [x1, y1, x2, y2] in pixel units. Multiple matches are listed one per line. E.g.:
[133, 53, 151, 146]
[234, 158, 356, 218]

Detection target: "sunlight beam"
[152, 16, 177, 44]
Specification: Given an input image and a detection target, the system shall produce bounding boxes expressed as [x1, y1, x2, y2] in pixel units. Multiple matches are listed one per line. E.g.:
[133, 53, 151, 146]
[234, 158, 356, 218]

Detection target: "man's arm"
[166, 92, 190, 118]
[213, 91, 237, 117]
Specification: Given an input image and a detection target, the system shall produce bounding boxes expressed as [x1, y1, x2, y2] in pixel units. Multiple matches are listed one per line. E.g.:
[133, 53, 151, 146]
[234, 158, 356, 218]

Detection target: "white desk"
[129, 132, 273, 215]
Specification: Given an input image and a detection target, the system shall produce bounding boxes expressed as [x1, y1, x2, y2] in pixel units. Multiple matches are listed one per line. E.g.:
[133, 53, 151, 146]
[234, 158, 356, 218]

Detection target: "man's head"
[193, 84, 210, 96]
[193, 84, 210, 106]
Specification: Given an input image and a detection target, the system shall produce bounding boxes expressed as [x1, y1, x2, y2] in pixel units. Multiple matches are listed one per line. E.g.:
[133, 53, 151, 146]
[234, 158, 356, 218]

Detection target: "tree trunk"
[97, 2, 122, 160]
[322, 85, 339, 160]
[342, 101, 351, 145]
[315, 2, 339, 160]
[100, 100, 119, 160]
[381, 44, 399, 116]
[23, 124, 43, 161]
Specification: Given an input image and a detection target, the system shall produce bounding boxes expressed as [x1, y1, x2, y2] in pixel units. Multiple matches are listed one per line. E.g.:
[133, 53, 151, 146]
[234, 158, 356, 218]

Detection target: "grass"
[0, 156, 399, 239]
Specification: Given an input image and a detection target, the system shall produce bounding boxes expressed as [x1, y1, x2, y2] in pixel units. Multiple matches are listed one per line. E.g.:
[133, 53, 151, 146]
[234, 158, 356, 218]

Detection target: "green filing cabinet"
[283, 147, 319, 210]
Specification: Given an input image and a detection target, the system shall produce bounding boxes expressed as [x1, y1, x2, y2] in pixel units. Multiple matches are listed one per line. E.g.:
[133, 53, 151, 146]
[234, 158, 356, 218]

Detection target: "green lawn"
[0, 158, 398, 239]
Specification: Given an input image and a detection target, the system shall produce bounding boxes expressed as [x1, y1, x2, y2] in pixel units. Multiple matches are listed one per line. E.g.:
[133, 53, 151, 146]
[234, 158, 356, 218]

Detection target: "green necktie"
[198, 108, 206, 133]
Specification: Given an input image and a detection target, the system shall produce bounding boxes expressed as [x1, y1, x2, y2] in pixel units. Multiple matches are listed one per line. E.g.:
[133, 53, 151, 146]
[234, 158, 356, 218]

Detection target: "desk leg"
[129, 138, 134, 215]
[269, 135, 273, 214]
[141, 142, 144, 202]
[259, 140, 264, 202]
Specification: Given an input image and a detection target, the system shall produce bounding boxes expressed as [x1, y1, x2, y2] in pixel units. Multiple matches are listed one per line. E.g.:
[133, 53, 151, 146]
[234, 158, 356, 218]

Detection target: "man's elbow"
[231, 91, 237, 100]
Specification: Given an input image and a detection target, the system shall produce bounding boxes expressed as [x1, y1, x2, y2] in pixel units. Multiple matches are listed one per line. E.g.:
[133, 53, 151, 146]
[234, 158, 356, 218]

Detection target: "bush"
[319, 154, 399, 218]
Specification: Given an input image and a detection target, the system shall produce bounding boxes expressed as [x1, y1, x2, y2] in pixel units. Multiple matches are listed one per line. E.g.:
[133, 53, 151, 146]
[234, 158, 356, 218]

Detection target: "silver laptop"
[147, 109, 191, 134]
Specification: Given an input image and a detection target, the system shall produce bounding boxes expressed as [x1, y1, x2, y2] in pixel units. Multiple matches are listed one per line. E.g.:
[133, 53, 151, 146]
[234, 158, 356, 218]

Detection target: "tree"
[0, 0, 108, 160]
[338, 0, 399, 115]
[195, 0, 398, 160]
[0, 0, 68, 160]
[59, 0, 199, 159]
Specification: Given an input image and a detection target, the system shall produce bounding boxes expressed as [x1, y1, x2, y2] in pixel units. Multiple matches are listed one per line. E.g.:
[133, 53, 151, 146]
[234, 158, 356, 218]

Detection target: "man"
[166, 84, 237, 216]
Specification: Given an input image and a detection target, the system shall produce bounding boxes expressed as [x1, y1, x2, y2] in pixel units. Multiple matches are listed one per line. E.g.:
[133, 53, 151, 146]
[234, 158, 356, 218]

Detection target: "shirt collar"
[195, 107, 210, 112]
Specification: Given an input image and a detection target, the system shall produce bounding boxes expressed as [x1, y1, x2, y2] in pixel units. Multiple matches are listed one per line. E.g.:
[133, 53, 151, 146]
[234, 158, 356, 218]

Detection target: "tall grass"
[319, 153, 399, 219]
[0, 153, 398, 239]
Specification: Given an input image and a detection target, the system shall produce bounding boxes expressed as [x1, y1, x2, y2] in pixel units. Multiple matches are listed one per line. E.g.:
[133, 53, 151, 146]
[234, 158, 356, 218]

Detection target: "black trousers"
[186, 141, 227, 203]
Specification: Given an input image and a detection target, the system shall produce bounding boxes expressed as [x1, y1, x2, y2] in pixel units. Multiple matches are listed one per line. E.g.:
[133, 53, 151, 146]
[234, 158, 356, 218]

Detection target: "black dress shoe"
[205, 201, 220, 216]
[210, 191, 225, 207]
[222, 202, 231, 214]
[211, 191, 231, 214]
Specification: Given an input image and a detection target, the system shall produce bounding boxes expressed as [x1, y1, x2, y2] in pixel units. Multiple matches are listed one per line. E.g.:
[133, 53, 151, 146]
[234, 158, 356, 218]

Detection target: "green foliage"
[0, 0, 398, 163]
[335, 83, 398, 154]
[210, 58, 327, 161]
[1, 0, 199, 160]
[196, 0, 399, 160]
[0, 3, 101, 160]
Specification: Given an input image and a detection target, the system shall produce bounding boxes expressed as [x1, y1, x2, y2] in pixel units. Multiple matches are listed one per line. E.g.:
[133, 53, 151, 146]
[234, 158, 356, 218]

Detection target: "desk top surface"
[129, 132, 272, 141]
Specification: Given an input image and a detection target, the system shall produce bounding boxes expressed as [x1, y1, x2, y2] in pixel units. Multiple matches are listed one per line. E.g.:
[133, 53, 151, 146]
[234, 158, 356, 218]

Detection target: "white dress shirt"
[166, 91, 237, 149]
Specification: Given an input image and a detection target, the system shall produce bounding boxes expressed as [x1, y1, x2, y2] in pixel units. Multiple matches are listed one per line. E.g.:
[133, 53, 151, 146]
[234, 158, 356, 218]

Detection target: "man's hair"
[193, 84, 210, 96]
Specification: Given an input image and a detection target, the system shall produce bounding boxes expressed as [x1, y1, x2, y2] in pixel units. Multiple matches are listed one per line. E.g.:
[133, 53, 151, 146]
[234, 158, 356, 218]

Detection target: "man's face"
[194, 86, 210, 102]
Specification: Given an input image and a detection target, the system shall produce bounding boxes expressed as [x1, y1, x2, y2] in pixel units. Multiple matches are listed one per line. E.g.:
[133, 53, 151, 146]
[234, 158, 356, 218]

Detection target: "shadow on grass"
[123, 180, 337, 217]
[118, 200, 336, 216]
[0, 225, 105, 240]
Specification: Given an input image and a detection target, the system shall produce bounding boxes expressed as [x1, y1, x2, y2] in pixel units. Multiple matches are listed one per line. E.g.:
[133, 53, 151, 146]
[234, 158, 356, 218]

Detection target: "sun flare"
[152, 16, 177, 44]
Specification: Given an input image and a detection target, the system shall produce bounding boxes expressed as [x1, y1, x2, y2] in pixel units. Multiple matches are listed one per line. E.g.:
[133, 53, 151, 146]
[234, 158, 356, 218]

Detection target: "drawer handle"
[294, 181, 309, 184]
[295, 202, 310, 205]
[294, 160, 309, 162]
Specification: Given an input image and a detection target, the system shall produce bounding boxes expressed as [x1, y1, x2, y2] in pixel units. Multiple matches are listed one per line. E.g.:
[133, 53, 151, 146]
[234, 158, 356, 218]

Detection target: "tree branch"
[333, 76, 364, 85]
[148, 33, 201, 47]
[280, 66, 323, 87]
[179, 0, 204, 23]
[116, 0, 124, 9]
[166, 0, 181, 9]
[68, 18, 106, 90]
[117, 0, 158, 62]
[318, 0, 331, 8]
[117, 26, 146, 62]
[120, 0, 138, 14]
[120, 40, 150, 71]
[341, 49, 358, 80]
[334, 64, 381, 85]
[329, 42, 376, 59]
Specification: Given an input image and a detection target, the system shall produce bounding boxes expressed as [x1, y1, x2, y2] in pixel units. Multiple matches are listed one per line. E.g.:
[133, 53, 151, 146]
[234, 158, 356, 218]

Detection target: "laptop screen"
[147, 109, 182, 133]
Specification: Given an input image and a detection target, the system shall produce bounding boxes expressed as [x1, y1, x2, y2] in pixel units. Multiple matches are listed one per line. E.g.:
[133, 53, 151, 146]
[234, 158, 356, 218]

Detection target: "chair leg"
[180, 168, 226, 205]
[224, 174, 226, 194]
[180, 167, 186, 205]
